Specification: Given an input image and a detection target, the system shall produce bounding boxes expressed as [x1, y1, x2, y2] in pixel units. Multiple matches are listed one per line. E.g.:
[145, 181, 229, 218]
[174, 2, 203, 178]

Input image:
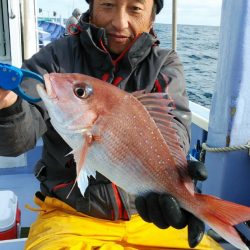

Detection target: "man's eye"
[101, 3, 114, 8]
[131, 6, 143, 13]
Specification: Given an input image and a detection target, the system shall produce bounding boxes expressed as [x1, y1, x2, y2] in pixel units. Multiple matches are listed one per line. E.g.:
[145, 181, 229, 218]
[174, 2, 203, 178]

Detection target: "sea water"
[154, 23, 220, 108]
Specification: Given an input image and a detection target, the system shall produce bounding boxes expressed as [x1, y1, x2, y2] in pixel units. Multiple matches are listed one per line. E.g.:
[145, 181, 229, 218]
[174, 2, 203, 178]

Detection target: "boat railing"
[189, 101, 209, 132]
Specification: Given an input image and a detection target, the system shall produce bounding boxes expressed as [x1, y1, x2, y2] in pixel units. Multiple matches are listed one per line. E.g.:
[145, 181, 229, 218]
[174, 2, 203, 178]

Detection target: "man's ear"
[149, 21, 154, 31]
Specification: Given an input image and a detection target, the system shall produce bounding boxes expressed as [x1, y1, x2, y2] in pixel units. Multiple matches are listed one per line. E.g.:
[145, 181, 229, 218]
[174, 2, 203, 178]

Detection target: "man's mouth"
[108, 33, 130, 43]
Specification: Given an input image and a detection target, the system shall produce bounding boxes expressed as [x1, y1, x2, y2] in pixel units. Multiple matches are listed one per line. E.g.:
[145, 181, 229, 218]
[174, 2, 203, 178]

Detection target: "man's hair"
[151, 3, 157, 21]
[88, 1, 157, 22]
[89, 0, 93, 18]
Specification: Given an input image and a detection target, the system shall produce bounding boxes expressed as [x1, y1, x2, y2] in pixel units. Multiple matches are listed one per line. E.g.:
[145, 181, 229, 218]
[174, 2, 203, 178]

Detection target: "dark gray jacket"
[0, 20, 191, 220]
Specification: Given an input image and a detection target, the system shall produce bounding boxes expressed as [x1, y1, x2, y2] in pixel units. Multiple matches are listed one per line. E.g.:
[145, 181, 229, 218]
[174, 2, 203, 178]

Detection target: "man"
[65, 8, 82, 35]
[0, 0, 221, 249]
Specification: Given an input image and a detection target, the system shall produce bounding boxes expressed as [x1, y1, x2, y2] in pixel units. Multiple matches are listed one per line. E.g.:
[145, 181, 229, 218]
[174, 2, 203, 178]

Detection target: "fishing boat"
[0, 0, 250, 249]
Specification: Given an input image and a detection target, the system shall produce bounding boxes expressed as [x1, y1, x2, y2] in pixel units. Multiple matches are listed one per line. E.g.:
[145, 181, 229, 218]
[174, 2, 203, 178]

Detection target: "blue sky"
[37, 0, 222, 26]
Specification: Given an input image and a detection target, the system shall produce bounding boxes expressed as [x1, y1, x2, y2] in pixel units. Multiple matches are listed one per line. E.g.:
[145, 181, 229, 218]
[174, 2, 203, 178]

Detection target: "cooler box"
[0, 190, 21, 240]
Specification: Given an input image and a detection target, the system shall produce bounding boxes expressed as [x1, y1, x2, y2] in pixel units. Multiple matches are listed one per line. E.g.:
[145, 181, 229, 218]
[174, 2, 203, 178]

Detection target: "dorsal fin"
[132, 91, 191, 188]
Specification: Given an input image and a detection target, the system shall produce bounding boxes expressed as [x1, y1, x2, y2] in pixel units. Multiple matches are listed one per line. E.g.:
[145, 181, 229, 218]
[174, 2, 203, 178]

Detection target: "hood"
[72, 8, 82, 18]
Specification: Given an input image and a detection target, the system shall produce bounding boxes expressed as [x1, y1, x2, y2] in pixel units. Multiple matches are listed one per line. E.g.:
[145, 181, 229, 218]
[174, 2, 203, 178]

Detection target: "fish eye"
[73, 83, 93, 99]
[74, 87, 86, 98]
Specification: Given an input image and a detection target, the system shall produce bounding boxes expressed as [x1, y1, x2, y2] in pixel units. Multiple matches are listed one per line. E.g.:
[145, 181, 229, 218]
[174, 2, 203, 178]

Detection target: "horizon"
[154, 22, 220, 27]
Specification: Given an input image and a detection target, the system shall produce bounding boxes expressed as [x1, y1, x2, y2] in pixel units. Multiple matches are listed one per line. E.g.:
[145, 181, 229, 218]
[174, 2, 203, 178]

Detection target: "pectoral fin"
[66, 132, 100, 198]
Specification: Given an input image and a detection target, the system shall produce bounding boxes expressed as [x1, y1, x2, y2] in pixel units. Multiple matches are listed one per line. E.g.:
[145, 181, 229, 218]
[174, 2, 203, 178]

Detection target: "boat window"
[0, 0, 10, 61]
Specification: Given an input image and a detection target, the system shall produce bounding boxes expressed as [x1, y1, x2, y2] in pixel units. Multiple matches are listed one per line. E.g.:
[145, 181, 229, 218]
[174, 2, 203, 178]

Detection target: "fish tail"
[195, 193, 250, 250]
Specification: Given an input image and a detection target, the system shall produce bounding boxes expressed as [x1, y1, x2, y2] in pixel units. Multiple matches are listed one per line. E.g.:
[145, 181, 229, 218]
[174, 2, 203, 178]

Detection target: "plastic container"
[0, 190, 21, 240]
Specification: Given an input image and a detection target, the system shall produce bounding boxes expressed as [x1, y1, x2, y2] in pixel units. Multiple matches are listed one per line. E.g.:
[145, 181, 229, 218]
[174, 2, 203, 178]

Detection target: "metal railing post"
[172, 0, 177, 50]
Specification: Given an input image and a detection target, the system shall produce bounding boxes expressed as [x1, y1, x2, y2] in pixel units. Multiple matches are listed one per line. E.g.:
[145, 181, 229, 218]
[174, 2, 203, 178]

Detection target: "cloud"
[37, 0, 88, 18]
[156, 0, 222, 26]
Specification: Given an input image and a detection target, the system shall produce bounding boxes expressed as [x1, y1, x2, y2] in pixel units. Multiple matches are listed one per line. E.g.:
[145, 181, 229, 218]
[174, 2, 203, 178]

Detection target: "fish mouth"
[36, 74, 57, 100]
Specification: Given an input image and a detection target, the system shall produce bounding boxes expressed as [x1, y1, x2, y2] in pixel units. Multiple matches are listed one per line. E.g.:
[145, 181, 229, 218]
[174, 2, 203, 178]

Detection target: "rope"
[199, 141, 250, 162]
[201, 141, 250, 153]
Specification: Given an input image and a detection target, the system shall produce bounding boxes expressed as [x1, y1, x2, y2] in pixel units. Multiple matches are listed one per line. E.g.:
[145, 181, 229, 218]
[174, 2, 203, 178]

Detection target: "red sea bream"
[37, 73, 250, 250]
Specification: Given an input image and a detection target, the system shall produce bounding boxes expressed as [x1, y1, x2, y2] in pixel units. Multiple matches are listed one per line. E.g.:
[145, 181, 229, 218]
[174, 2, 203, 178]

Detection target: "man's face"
[90, 0, 154, 54]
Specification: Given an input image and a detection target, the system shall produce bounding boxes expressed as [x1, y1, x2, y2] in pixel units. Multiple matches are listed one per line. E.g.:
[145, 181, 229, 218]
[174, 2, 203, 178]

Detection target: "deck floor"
[0, 173, 40, 227]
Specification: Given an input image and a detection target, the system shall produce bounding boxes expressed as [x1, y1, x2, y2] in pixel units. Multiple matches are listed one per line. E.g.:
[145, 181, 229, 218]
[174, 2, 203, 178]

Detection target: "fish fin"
[133, 92, 188, 173]
[78, 165, 96, 195]
[131, 90, 146, 98]
[183, 180, 195, 195]
[66, 132, 95, 199]
[195, 193, 250, 250]
[65, 150, 74, 157]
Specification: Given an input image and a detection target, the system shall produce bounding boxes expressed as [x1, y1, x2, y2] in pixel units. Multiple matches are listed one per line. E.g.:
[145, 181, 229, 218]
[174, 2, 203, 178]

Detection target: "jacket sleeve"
[0, 42, 61, 157]
[155, 50, 191, 155]
[0, 97, 47, 156]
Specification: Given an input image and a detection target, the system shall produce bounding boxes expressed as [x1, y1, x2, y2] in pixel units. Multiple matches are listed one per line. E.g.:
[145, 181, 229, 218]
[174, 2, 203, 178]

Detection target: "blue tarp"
[38, 20, 65, 47]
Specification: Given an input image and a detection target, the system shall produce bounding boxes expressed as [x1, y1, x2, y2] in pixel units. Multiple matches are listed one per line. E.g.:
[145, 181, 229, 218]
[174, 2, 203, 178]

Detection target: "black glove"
[135, 160, 208, 248]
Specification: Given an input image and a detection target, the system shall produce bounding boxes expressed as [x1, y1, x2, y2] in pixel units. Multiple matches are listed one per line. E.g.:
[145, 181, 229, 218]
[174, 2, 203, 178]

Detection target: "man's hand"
[135, 160, 208, 248]
[0, 89, 17, 110]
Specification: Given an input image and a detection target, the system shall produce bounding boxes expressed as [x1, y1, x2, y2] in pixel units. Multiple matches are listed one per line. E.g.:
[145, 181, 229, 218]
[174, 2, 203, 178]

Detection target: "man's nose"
[111, 9, 129, 30]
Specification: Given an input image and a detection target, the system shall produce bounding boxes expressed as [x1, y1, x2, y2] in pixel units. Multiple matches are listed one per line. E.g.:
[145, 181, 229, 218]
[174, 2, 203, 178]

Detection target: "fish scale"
[98, 113, 179, 186]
